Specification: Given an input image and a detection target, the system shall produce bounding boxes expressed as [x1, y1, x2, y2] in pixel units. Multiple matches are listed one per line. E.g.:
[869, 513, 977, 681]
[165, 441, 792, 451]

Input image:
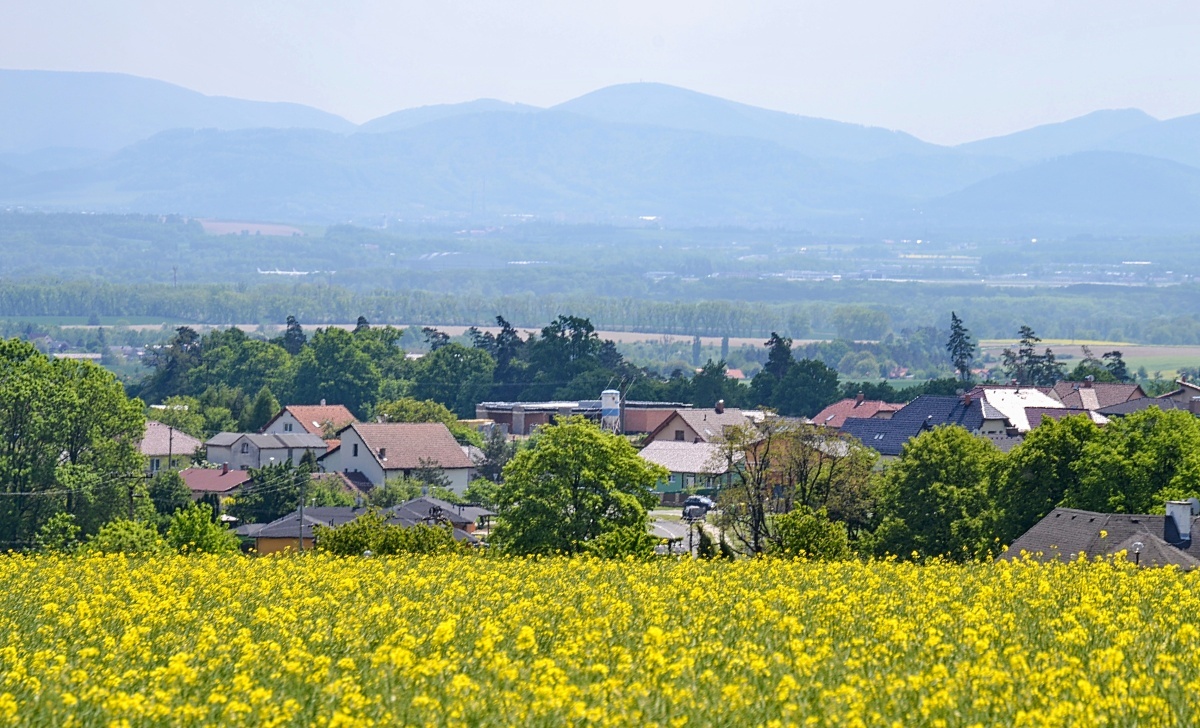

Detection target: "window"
[674, 430, 685, 441]
[352, 443, 359, 457]
[283, 423, 293, 432]
[240, 443, 249, 453]
[150, 458, 161, 472]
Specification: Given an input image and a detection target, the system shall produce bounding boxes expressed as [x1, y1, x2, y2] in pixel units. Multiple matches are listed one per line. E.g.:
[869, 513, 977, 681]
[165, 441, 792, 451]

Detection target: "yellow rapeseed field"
[1, 553, 1198, 726]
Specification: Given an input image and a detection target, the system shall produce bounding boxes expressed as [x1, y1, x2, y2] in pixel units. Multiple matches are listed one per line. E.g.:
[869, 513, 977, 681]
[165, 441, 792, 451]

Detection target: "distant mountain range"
[3, 69, 1200, 233]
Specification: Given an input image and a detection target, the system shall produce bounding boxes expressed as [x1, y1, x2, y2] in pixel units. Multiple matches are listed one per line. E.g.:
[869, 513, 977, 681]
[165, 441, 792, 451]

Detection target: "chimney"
[962, 393, 972, 406]
[855, 392, 865, 406]
[1084, 376, 1094, 388]
[320, 398, 327, 406]
[1166, 500, 1193, 545]
[715, 400, 725, 414]
[222, 462, 229, 475]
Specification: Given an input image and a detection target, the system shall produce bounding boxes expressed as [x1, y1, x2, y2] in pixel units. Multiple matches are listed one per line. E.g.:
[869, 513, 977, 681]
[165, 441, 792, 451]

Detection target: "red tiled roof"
[179, 467, 251, 493]
[813, 398, 904, 428]
[266, 405, 357, 437]
[138, 421, 203, 457]
[345, 422, 473, 470]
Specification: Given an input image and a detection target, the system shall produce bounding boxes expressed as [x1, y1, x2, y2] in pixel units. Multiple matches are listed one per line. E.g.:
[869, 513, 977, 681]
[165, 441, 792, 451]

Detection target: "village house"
[318, 422, 474, 492]
[138, 421, 203, 474]
[1002, 501, 1200, 569]
[178, 464, 252, 502]
[204, 432, 329, 470]
[248, 498, 488, 554]
[476, 397, 691, 436]
[638, 440, 736, 502]
[811, 393, 903, 429]
[842, 394, 1019, 458]
[260, 403, 356, 439]
[645, 404, 751, 444]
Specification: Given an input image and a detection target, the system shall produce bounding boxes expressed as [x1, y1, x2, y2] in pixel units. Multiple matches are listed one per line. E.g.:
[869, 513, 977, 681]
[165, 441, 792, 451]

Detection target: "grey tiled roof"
[255, 506, 479, 543]
[1098, 398, 1192, 416]
[842, 395, 989, 456]
[1002, 507, 1200, 568]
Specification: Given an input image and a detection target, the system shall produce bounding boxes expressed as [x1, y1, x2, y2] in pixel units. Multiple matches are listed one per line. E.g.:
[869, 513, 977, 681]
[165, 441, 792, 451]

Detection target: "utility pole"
[297, 466, 306, 553]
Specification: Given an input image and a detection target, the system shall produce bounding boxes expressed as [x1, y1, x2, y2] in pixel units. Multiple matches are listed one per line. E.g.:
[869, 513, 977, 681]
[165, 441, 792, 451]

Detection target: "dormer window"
[379, 447, 387, 460]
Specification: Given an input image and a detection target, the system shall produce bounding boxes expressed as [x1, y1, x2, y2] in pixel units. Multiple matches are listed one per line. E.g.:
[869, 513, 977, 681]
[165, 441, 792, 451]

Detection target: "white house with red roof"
[318, 422, 474, 492]
[261, 404, 357, 439]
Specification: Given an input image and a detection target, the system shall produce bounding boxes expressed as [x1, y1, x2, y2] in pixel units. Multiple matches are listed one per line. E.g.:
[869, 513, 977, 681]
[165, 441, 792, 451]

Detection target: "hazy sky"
[3, 1, 1199, 144]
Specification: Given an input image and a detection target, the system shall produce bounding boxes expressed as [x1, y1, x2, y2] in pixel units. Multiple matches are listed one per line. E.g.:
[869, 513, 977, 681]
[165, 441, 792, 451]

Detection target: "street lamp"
[1132, 541, 1144, 567]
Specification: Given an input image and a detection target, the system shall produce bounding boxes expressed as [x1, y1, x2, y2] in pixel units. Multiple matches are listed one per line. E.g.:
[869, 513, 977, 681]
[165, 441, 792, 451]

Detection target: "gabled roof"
[1024, 407, 1108, 429]
[390, 497, 494, 527]
[138, 421, 203, 457]
[205, 432, 328, 450]
[647, 408, 750, 443]
[967, 386, 1064, 432]
[329, 423, 473, 471]
[1050, 381, 1145, 410]
[638, 441, 731, 475]
[842, 395, 989, 456]
[179, 467, 252, 493]
[1099, 398, 1193, 416]
[263, 404, 357, 438]
[1002, 507, 1200, 568]
[811, 398, 903, 429]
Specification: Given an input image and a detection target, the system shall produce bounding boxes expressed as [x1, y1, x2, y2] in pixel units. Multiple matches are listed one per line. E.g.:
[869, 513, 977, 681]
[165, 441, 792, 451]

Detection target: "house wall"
[382, 466, 471, 493]
[255, 537, 315, 555]
[208, 439, 267, 470]
[623, 408, 678, 434]
[262, 412, 307, 436]
[320, 428, 387, 486]
[647, 415, 702, 444]
[977, 418, 1008, 435]
[259, 445, 312, 467]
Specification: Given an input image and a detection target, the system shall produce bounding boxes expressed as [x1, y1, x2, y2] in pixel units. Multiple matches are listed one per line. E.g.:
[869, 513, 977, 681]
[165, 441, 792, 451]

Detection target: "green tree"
[491, 417, 666, 555]
[770, 506, 852, 560]
[34, 512, 81, 553]
[367, 477, 423, 508]
[463, 478, 501, 508]
[226, 462, 306, 525]
[410, 344, 495, 419]
[85, 519, 167, 555]
[293, 327, 381, 418]
[146, 396, 206, 438]
[946, 312, 975, 382]
[992, 414, 1100, 545]
[1068, 407, 1200, 514]
[582, 526, 661, 559]
[872, 425, 1000, 561]
[374, 397, 483, 446]
[0, 341, 146, 545]
[478, 427, 515, 483]
[166, 503, 239, 554]
[241, 386, 280, 432]
[315, 510, 461, 556]
[281, 315, 307, 356]
[148, 470, 193, 525]
[772, 359, 841, 417]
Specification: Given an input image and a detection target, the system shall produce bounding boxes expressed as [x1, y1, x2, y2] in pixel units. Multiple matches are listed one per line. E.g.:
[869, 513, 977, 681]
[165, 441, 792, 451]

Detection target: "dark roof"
[841, 395, 988, 456]
[1024, 407, 1105, 429]
[1051, 382, 1145, 410]
[179, 467, 252, 493]
[254, 507, 478, 543]
[1002, 507, 1200, 568]
[1098, 398, 1192, 416]
[390, 497, 494, 527]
